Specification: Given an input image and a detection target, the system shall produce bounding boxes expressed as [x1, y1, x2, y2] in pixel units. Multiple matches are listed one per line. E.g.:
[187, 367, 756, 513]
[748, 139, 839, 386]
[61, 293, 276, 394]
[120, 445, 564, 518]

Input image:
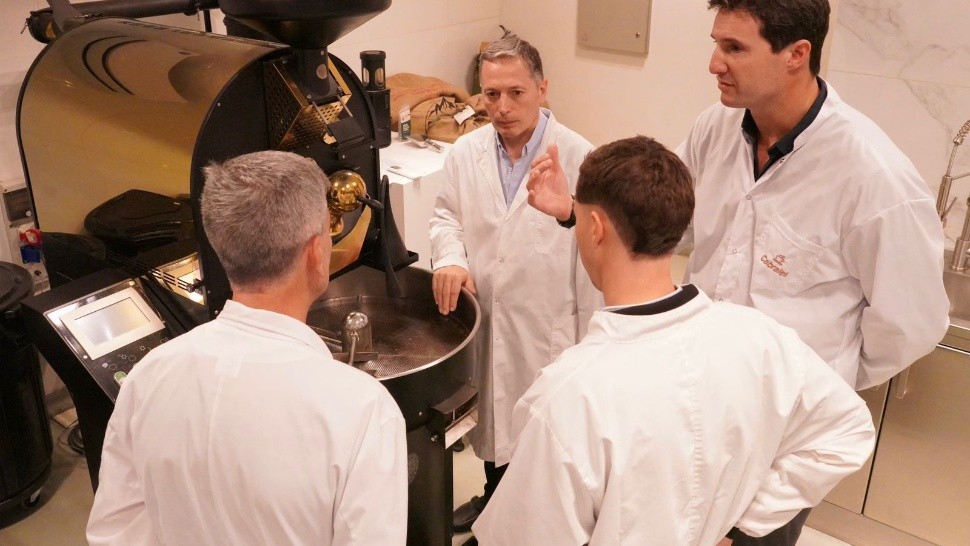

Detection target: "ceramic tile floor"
[0, 422, 94, 546]
[0, 421, 851, 546]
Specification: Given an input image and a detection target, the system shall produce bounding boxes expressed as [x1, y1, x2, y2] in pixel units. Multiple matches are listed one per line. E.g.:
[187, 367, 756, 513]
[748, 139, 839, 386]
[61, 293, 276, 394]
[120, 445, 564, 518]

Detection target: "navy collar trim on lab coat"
[609, 284, 701, 316]
[742, 77, 828, 180]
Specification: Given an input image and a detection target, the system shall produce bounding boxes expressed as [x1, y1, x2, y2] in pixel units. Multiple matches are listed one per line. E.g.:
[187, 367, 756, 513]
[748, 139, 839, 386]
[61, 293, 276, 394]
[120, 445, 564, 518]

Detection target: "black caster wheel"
[452, 438, 465, 453]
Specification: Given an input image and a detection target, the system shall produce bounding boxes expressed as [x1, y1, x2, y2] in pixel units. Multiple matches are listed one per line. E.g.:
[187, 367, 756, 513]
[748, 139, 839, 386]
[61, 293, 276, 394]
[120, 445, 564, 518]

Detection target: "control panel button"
[113, 371, 127, 386]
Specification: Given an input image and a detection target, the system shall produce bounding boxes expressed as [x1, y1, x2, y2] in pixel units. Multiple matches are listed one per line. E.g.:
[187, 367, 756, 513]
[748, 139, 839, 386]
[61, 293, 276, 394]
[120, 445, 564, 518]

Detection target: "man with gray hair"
[87, 151, 408, 546]
[430, 36, 601, 535]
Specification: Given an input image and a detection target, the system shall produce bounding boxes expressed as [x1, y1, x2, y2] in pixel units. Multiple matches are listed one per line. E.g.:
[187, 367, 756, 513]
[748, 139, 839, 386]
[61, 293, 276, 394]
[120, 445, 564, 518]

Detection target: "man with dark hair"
[474, 136, 875, 546]
[692, 0, 948, 389]
[430, 36, 601, 534]
[681, 4, 948, 540]
[87, 151, 408, 546]
[707, 0, 829, 76]
[528, 2, 947, 543]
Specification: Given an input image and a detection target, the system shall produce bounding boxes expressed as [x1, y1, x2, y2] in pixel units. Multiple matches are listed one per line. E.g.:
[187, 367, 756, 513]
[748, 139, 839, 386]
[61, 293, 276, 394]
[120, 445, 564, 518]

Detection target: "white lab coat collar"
[218, 299, 332, 356]
[586, 290, 714, 342]
[790, 83, 845, 151]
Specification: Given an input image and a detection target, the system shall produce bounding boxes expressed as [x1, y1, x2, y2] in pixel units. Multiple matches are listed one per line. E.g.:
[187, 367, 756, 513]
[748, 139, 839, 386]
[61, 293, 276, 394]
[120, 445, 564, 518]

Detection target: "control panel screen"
[72, 297, 151, 347]
[57, 285, 166, 360]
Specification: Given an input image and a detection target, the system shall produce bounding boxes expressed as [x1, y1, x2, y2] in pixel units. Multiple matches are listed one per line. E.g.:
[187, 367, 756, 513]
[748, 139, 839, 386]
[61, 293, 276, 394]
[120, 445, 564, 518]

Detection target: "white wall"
[498, 0, 719, 148]
[328, 0, 502, 91]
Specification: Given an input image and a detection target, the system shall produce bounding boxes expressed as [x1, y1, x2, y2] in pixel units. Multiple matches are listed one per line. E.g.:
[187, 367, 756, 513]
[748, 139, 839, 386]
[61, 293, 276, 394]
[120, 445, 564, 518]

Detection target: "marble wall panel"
[829, 0, 970, 245]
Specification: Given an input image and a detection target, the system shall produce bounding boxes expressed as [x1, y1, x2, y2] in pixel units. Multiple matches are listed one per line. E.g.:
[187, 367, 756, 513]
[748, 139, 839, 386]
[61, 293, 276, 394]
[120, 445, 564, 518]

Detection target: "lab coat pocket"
[752, 214, 827, 295]
[549, 312, 579, 361]
[533, 218, 571, 256]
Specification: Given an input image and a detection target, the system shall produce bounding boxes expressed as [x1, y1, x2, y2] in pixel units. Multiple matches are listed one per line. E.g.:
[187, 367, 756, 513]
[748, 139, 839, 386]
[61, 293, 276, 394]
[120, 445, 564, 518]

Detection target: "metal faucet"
[936, 118, 970, 271]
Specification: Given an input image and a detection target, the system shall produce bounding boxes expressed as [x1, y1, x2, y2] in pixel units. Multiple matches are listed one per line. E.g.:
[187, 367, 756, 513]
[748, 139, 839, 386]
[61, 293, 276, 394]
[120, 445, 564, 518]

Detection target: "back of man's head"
[576, 136, 694, 257]
[707, 0, 830, 75]
[201, 151, 330, 290]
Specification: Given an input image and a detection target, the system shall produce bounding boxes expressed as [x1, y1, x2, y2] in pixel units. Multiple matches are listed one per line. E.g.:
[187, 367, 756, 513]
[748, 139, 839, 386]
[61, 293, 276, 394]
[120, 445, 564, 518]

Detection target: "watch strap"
[556, 196, 577, 229]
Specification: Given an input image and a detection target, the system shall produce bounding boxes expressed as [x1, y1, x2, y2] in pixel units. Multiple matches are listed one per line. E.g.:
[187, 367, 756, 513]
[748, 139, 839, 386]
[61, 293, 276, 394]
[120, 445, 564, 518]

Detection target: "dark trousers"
[731, 508, 812, 546]
[482, 461, 508, 500]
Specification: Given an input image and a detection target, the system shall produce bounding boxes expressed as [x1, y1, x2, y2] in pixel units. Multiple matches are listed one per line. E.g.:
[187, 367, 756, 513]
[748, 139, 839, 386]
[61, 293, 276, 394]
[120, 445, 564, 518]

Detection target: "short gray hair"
[201, 151, 330, 290]
[480, 35, 544, 83]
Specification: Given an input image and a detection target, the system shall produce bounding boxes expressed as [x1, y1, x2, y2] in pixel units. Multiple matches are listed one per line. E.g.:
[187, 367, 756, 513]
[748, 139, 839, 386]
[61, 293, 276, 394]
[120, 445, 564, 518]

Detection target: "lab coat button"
[745, 195, 752, 201]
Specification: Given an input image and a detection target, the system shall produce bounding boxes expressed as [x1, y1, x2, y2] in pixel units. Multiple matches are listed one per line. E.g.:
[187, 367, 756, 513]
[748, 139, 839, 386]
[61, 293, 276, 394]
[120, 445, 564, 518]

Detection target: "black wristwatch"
[556, 196, 576, 229]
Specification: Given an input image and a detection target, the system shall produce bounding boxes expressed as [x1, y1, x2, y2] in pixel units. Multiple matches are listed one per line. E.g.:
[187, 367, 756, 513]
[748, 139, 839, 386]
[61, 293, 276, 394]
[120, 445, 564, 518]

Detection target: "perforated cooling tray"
[308, 295, 471, 379]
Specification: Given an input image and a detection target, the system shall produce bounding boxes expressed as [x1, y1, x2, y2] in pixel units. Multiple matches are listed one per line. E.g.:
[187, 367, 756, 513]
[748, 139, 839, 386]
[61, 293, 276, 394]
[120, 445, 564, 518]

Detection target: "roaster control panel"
[43, 279, 169, 402]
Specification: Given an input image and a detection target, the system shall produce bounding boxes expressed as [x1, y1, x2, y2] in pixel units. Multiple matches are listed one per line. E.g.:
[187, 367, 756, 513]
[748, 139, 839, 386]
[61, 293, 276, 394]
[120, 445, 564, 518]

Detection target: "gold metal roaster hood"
[19, 0, 412, 318]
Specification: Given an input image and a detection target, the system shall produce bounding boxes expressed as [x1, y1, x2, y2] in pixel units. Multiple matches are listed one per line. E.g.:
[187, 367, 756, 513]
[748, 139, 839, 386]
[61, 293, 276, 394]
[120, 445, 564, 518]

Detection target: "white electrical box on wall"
[578, 0, 653, 55]
[1, 179, 49, 293]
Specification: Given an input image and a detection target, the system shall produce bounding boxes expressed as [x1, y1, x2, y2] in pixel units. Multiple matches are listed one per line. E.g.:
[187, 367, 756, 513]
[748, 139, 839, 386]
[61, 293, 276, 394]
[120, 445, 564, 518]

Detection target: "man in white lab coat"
[529, 1, 948, 543]
[429, 36, 600, 533]
[86, 151, 408, 546]
[474, 136, 875, 546]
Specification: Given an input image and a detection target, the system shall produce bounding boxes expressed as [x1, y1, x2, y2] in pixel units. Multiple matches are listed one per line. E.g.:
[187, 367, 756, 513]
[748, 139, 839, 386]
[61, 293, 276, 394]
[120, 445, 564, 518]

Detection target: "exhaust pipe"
[27, 0, 220, 43]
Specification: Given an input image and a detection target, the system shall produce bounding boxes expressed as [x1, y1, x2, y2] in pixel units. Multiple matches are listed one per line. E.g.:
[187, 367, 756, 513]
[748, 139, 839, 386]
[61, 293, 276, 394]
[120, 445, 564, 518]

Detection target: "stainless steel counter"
[810, 262, 970, 546]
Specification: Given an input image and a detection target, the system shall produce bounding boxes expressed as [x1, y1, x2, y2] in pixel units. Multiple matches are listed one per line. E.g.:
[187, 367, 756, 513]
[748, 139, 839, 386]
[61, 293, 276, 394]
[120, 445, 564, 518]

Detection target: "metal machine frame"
[18, 3, 476, 545]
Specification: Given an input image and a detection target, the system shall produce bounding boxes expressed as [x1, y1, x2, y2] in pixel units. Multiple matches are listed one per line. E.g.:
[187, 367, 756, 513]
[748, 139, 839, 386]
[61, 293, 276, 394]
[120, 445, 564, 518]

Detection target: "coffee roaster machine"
[17, 1, 479, 543]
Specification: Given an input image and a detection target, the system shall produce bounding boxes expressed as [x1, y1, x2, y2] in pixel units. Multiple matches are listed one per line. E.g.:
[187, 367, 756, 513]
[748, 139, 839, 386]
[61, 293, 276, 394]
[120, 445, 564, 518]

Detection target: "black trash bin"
[0, 262, 52, 515]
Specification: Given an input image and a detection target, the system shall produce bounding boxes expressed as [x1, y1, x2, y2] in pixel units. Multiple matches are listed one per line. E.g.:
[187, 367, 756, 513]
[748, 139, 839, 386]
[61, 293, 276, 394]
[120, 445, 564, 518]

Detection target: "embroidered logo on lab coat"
[761, 254, 789, 277]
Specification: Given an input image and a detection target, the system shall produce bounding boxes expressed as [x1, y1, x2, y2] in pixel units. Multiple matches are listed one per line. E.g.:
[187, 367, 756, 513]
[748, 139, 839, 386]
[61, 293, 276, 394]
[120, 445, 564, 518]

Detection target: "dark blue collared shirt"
[742, 78, 828, 180]
[605, 284, 700, 315]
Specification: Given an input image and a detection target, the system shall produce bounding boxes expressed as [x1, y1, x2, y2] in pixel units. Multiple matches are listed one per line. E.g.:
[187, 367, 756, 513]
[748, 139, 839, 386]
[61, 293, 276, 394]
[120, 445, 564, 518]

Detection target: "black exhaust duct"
[27, 0, 220, 43]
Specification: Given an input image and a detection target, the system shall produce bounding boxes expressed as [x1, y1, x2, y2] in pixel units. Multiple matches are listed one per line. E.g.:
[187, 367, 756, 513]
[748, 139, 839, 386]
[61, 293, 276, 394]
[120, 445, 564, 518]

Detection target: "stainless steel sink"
[943, 252, 970, 343]
[944, 268, 970, 324]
